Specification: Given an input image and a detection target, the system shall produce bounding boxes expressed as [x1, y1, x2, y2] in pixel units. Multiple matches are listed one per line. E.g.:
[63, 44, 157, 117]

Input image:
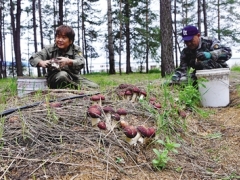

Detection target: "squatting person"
[172, 25, 232, 83]
[29, 25, 99, 89]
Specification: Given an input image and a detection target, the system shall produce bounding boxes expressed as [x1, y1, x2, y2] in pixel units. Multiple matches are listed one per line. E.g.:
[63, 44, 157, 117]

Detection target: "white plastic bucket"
[17, 77, 48, 97]
[195, 68, 230, 107]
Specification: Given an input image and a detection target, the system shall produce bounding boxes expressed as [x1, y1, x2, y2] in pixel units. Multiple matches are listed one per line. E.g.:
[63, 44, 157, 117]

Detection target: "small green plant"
[156, 137, 181, 153]
[152, 149, 170, 170]
[115, 157, 125, 164]
[178, 83, 201, 108]
[152, 138, 180, 170]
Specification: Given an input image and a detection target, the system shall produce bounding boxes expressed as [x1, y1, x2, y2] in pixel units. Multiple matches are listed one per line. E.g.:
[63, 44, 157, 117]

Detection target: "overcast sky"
[4, 0, 240, 67]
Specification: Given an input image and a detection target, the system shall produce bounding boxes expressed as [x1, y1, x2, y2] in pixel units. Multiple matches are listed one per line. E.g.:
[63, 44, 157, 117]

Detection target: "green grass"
[84, 72, 161, 91]
[231, 65, 240, 72]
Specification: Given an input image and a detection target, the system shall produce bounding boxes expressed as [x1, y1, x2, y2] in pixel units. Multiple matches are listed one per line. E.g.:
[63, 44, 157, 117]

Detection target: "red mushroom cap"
[140, 90, 147, 97]
[119, 84, 129, 89]
[90, 95, 100, 101]
[137, 125, 149, 137]
[117, 108, 127, 116]
[98, 94, 105, 101]
[147, 127, 156, 137]
[178, 109, 187, 118]
[123, 126, 137, 138]
[125, 90, 132, 96]
[111, 113, 121, 121]
[154, 103, 162, 109]
[97, 121, 107, 130]
[49, 102, 62, 107]
[132, 86, 140, 93]
[88, 104, 101, 110]
[87, 107, 101, 118]
[103, 106, 115, 113]
[149, 97, 156, 102]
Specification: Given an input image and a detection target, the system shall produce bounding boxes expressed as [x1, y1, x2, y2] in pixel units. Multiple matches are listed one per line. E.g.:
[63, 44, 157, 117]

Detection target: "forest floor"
[0, 71, 240, 180]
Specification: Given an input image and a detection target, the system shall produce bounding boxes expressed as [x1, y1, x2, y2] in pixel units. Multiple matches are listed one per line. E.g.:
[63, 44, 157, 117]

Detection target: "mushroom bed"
[0, 79, 240, 179]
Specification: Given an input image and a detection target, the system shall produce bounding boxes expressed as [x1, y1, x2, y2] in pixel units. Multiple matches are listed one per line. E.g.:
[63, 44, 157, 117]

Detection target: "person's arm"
[209, 38, 232, 61]
[196, 38, 232, 62]
[29, 47, 51, 68]
[172, 50, 190, 81]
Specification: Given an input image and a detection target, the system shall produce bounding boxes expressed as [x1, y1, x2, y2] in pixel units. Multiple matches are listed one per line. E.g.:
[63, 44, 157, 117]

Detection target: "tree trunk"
[217, 0, 220, 40]
[107, 0, 115, 74]
[145, 0, 149, 73]
[160, 0, 174, 77]
[119, 0, 122, 75]
[10, 0, 23, 77]
[32, 0, 41, 77]
[38, 0, 46, 75]
[197, 0, 201, 32]
[81, 0, 88, 74]
[0, 3, 3, 79]
[173, 0, 178, 67]
[202, 0, 208, 36]
[124, 1, 132, 74]
[58, 0, 63, 25]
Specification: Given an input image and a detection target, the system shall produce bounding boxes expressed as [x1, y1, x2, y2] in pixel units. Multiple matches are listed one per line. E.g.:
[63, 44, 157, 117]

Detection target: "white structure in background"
[89, 61, 160, 73]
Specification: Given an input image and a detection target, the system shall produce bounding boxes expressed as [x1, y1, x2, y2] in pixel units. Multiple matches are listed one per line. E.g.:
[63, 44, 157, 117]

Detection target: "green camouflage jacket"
[29, 44, 85, 78]
[176, 36, 232, 76]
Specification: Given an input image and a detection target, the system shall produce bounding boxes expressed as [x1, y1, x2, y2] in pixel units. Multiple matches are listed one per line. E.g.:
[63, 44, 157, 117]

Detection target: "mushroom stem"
[131, 93, 138, 102]
[105, 113, 112, 130]
[91, 117, 100, 127]
[125, 132, 141, 146]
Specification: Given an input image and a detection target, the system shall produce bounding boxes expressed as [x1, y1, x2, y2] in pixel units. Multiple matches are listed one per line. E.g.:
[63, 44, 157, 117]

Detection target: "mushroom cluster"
[86, 84, 186, 146]
[117, 84, 147, 102]
[123, 124, 156, 146]
[90, 94, 105, 106]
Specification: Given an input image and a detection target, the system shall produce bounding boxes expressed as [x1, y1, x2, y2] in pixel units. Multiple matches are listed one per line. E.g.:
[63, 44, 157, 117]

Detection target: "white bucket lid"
[196, 68, 230, 77]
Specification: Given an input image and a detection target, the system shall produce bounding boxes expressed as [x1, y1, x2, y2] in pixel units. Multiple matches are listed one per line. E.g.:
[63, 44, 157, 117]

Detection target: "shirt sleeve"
[209, 38, 232, 61]
[71, 45, 85, 69]
[174, 49, 192, 77]
[29, 47, 50, 67]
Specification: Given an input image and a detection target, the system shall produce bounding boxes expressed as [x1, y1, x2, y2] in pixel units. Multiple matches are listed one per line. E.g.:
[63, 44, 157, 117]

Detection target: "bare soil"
[0, 72, 240, 180]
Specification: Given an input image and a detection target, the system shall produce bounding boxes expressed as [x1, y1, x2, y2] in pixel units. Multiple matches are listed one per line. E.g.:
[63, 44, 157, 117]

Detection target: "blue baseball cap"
[181, 25, 199, 41]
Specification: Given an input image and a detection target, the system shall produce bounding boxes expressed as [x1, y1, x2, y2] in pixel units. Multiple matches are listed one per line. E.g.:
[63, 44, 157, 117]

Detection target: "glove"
[171, 72, 181, 82]
[196, 52, 211, 61]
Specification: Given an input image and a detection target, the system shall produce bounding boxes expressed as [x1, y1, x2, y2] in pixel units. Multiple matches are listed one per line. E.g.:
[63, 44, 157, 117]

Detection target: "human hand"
[38, 60, 51, 68]
[171, 72, 181, 82]
[57, 57, 71, 68]
[196, 52, 211, 61]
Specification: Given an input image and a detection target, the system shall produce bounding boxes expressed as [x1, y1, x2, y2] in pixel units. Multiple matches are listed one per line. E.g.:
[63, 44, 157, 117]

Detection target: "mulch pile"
[0, 82, 239, 179]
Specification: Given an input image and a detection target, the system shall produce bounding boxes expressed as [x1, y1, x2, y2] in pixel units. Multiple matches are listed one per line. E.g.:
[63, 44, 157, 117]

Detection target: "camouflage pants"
[47, 71, 99, 89]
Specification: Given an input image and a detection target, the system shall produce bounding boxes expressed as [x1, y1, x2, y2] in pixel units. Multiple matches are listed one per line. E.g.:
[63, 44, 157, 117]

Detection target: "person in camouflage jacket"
[172, 25, 232, 83]
[29, 25, 99, 89]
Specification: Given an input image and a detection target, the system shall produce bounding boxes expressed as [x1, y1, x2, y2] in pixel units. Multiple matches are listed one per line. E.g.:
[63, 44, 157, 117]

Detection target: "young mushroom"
[98, 94, 105, 106]
[87, 105, 101, 127]
[124, 90, 132, 101]
[111, 113, 121, 129]
[90, 95, 101, 106]
[137, 125, 156, 144]
[139, 90, 147, 100]
[116, 108, 127, 121]
[103, 106, 115, 130]
[97, 121, 107, 130]
[131, 86, 140, 102]
[123, 125, 141, 146]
